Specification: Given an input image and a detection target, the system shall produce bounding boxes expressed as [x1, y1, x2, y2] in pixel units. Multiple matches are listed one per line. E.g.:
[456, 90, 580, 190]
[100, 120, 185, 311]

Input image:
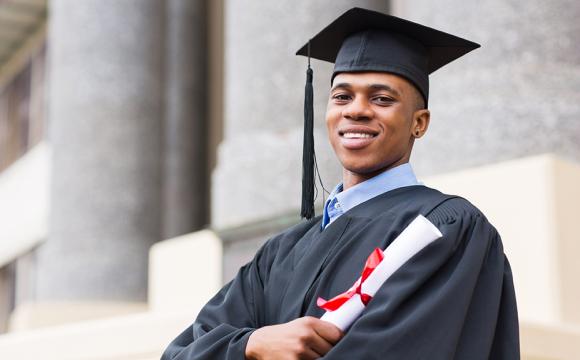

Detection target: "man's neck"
[342, 160, 410, 190]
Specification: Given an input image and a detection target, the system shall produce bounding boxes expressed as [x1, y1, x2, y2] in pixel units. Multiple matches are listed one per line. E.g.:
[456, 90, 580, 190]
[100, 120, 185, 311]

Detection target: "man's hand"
[245, 316, 344, 360]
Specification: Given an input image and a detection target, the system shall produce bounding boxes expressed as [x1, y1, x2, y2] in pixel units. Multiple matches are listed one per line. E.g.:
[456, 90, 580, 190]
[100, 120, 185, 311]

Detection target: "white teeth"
[343, 132, 374, 139]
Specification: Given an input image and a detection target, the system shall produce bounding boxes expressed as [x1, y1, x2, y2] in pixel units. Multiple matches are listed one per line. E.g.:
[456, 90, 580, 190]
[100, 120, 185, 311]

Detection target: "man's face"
[325, 72, 422, 180]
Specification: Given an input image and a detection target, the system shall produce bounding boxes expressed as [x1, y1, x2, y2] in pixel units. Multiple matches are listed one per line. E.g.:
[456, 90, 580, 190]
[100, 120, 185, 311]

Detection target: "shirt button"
[334, 202, 341, 209]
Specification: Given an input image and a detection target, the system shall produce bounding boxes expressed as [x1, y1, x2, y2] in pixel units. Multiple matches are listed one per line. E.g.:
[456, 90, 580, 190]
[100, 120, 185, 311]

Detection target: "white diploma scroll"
[320, 215, 443, 331]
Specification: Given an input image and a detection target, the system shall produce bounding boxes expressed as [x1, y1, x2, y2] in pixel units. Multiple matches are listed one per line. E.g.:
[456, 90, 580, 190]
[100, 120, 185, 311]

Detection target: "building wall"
[392, 0, 580, 176]
[0, 47, 45, 172]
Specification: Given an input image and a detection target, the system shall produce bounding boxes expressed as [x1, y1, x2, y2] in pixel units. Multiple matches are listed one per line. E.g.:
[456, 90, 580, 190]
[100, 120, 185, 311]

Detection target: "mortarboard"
[296, 7, 480, 220]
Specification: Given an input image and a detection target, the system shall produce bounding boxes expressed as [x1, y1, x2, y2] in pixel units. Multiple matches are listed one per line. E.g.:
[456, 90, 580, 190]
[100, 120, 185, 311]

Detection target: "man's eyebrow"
[330, 82, 352, 92]
[369, 84, 401, 97]
[330, 82, 401, 97]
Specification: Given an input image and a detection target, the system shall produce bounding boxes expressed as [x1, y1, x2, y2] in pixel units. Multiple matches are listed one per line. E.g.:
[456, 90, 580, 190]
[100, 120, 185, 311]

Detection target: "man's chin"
[341, 163, 384, 177]
[340, 158, 407, 178]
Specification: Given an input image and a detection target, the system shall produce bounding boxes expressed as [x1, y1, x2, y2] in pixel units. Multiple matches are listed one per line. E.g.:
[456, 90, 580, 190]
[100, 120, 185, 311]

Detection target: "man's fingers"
[305, 333, 333, 357]
[298, 347, 321, 360]
[246, 317, 342, 359]
[293, 317, 339, 357]
[309, 317, 344, 345]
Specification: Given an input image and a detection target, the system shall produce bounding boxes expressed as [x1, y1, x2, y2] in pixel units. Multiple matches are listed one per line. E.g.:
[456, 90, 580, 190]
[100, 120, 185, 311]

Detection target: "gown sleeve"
[323, 198, 520, 360]
[160, 233, 282, 360]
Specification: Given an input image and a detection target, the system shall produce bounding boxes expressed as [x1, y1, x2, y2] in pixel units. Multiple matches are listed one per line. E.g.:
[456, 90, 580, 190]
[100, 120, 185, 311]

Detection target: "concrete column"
[391, 0, 580, 175]
[0, 265, 13, 332]
[39, 0, 165, 303]
[162, 0, 209, 239]
[212, 0, 390, 229]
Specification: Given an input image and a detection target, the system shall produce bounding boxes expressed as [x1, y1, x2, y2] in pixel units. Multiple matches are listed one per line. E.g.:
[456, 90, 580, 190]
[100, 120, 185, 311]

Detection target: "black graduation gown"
[161, 185, 520, 359]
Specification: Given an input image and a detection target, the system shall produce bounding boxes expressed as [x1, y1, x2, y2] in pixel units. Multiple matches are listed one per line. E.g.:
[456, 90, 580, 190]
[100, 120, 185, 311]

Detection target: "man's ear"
[411, 109, 430, 138]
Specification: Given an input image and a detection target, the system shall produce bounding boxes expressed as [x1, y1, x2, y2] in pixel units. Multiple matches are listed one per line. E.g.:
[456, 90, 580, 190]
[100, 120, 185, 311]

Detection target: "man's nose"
[343, 96, 373, 121]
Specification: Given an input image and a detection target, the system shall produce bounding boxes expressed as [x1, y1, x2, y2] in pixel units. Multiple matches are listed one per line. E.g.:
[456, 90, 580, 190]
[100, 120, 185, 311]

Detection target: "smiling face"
[326, 72, 430, 189]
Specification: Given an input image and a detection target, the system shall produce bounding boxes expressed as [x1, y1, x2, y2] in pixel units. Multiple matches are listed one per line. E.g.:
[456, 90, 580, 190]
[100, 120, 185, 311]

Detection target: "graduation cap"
[296, 7, 480, 220]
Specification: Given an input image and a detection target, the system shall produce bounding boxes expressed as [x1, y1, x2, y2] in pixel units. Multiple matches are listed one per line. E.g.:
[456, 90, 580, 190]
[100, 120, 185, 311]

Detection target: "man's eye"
[332, 94, 351, 101]
[373, 96, 395, 105]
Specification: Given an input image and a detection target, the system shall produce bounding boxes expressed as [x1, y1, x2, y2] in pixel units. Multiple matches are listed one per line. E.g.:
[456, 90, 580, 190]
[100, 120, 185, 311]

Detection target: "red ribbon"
[317, 248, 385, 311]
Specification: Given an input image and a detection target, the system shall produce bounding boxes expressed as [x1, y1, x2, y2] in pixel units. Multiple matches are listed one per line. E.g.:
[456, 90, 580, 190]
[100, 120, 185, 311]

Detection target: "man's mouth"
[338, 127, 379, 150]
[340, 131, 377, 139]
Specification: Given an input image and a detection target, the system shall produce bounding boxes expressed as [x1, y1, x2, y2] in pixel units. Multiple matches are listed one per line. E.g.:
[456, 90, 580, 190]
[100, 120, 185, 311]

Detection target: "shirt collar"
[322, 163, 419, 228]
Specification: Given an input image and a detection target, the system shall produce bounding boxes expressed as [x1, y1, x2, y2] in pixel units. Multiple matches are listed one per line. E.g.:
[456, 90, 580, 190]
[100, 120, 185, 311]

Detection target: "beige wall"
[424, 154, 580, 326]
[0, 311, 194, 360]
[0, 230, 223, 359]
[149, 230, 223, 313]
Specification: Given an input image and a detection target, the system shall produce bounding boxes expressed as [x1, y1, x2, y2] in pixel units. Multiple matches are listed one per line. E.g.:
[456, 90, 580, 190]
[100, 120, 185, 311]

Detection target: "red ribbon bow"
[317, 248, 385, 311]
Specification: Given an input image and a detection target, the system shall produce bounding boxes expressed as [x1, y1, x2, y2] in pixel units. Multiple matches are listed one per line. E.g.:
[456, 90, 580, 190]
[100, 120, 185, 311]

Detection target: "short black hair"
[411, 84, 426, 111]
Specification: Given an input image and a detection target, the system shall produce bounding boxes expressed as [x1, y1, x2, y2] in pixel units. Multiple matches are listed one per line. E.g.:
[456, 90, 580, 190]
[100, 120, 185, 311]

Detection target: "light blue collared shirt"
[321, 163, 420, 229]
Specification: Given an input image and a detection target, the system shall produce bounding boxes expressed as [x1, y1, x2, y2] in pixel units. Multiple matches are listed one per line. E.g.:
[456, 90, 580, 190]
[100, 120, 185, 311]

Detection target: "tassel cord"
[300, 66, 315, 219]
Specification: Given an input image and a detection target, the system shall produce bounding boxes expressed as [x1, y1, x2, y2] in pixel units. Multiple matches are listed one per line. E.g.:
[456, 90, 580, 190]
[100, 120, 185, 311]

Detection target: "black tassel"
[301, 57, 315, 220]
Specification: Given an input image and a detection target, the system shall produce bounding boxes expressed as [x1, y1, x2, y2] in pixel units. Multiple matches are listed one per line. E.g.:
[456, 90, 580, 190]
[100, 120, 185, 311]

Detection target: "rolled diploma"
[320, 215, 443, 331]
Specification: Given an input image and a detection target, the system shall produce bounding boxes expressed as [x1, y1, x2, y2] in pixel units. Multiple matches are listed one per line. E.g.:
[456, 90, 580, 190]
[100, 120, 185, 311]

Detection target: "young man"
[162, 8, 519, 360]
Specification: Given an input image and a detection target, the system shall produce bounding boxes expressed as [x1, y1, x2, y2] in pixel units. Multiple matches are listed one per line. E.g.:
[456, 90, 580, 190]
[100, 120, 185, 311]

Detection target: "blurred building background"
[0, 0, 579, 359]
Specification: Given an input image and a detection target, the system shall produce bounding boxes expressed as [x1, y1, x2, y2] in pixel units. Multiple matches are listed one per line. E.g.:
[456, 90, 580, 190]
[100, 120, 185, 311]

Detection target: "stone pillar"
[213, 0, 390, 229]
[391, 0, 580, 175]
[39, 0, 165, 303]
[0, 266, 13, 332]
[162, 0, 209, 239]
